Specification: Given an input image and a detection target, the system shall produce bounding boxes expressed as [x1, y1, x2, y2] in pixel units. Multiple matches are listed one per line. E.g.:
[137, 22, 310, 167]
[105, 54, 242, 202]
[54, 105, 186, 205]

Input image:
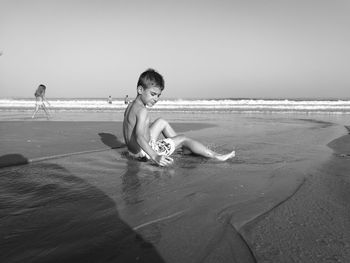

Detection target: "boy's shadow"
[0, 153, 29, 168]
[0, 154, 165, 263]
[98, 132, 125, 148]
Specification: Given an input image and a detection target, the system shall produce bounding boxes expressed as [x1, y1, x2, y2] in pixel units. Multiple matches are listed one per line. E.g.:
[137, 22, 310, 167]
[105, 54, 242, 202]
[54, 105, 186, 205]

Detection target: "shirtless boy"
[123, 69, 235, 167]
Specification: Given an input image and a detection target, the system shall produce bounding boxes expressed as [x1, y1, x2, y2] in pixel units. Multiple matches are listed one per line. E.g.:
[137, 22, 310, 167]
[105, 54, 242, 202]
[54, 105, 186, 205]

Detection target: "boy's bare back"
[123, 101, 151, 154]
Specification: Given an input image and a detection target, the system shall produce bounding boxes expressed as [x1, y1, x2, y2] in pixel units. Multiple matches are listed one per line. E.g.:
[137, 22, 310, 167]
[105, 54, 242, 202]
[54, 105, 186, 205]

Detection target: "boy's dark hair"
[34, 84, 46, 97]
[137, 69, 164, 90]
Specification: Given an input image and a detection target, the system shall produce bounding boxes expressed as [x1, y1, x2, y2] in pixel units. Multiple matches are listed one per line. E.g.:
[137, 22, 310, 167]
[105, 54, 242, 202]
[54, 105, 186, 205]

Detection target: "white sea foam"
[1, 98, 350, 113]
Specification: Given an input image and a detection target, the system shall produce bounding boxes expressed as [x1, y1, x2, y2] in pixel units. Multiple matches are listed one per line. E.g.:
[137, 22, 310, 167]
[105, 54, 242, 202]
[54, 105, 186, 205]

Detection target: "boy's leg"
[172, 135, 215, 158]
[150, 118, 235, 161]
[149, 118, 177, 140]
[172, 135, 235, 160]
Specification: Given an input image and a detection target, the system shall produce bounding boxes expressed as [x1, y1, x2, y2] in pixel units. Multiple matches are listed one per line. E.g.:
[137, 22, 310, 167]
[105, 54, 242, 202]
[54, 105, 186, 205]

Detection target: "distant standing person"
[124, 95, 130, 105]
[108, 95, 113, 104]
[32, 84, 50, 119]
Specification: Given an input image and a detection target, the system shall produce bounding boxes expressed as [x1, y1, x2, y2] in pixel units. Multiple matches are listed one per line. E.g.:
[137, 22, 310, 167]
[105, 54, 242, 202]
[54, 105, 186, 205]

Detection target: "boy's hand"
[154, 155, 173, 167]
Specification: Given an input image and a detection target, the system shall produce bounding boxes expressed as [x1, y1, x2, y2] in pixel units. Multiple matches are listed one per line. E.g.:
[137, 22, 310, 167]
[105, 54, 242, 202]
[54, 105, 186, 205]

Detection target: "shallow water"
[0, 112, 348, 262]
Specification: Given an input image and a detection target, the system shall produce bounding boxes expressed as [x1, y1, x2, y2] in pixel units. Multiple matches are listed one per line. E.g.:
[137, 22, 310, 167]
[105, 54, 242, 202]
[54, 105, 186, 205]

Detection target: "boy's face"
[138, 86, 162, 107]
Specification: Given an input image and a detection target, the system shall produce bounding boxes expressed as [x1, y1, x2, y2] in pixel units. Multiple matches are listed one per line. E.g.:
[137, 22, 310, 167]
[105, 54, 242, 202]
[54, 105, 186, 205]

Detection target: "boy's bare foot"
[215, 150, 235, 161]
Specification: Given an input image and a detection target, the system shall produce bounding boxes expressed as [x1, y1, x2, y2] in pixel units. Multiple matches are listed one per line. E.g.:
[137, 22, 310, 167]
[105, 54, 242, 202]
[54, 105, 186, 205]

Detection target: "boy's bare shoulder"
[132, 103, 148, 117]
[125, 102, 148, 121]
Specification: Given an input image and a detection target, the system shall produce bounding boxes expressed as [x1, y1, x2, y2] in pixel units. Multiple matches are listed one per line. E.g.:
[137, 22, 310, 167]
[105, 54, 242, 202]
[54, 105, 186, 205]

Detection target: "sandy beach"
[1, 112, 349, 262]
[241, 126, 350, 262]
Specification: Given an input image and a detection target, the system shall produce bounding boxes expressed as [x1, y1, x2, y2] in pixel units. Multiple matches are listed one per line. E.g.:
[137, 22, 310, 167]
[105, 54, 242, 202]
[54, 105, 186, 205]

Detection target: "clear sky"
[0, 0, 349, 99]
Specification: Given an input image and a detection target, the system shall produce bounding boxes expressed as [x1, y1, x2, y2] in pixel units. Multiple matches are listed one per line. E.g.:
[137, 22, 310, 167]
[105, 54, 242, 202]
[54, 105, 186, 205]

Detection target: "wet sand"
[241, 127, 350, 263]
[0, 121, 214, 167]
[1, 114, 349, 262]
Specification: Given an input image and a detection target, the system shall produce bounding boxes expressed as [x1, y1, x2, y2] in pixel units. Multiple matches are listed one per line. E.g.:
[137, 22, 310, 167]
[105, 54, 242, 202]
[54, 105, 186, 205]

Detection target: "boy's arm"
[135, 108, 159, 160]
[135, 109, 173, 166]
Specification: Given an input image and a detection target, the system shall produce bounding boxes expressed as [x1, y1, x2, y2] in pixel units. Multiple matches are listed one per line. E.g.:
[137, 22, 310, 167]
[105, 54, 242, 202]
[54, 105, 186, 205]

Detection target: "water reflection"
[122, 158, 143, 205]
[0, 159, 165, 263]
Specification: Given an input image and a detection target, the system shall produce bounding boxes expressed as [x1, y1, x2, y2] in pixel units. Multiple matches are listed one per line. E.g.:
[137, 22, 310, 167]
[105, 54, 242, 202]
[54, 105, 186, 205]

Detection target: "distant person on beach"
[108, 95, 113, 104]
[123, 68, 235, 167]
[124, 95, 130, 105]
[32, 84, 51, 119]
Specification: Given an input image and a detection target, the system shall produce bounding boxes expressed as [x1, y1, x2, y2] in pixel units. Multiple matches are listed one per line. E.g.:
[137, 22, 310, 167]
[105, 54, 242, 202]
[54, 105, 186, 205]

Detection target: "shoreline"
[240, 126, 350, 262]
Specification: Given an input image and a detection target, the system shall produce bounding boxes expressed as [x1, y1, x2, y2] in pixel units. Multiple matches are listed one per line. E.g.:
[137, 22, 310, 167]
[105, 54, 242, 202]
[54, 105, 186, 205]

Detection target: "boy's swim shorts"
[128, 138, 175, 159]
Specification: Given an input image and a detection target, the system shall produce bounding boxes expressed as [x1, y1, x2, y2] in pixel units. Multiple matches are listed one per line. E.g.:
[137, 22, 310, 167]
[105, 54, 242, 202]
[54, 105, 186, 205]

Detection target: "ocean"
[1, 98, 350, 114]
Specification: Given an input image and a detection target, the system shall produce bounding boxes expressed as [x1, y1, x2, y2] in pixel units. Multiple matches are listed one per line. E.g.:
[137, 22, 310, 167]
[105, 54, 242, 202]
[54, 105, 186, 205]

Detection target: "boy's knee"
[155, 118, 169, 126]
